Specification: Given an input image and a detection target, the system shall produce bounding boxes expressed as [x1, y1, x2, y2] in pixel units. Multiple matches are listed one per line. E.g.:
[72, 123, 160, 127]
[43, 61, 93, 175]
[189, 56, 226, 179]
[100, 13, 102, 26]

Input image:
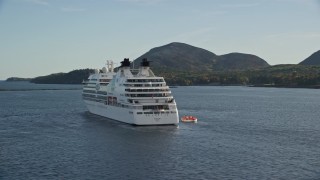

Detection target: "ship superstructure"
[82, 60, 115, 103]
[82, 58, 179, 125]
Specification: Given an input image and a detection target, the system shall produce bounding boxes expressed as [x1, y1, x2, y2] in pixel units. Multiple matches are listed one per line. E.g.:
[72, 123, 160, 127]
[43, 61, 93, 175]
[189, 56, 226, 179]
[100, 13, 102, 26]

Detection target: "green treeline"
[10, 65, 320, 88]
[6, 77, 32, 81]
[30, 69, 94, 84]
[155, 65, 320, 88]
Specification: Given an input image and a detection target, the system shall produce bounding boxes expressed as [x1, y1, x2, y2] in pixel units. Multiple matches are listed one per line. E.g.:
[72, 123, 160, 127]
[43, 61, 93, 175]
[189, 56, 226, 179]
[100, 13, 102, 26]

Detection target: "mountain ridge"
[133, 42, 269, 71]
[5, 42, 320, 88]
[299, 50, 320, 65]
[134, 42, 218, 71]
[217, 52, 269, 71]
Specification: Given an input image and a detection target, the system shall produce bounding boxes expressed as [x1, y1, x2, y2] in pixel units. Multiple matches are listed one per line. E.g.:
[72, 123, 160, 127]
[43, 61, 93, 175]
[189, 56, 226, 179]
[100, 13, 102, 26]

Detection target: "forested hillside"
[30, 69, 94, 84]
[6, 43, 320, 88]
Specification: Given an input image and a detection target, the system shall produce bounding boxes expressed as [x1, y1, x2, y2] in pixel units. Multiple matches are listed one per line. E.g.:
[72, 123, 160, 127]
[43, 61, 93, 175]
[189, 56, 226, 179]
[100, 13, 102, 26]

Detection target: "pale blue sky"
[0, 0, 319, 79]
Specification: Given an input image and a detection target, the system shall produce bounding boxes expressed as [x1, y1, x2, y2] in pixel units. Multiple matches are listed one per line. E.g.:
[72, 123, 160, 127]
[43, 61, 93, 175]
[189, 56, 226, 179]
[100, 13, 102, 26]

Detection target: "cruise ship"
[82, 58, 179, 125]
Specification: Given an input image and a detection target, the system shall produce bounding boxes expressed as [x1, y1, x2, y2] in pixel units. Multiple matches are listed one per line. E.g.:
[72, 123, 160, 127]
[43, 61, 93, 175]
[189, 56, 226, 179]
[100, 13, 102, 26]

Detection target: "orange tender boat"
[181, 116, 198, 122]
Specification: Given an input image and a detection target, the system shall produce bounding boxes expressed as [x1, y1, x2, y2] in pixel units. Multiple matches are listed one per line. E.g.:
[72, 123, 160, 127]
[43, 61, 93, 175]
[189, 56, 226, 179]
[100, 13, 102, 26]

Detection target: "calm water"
[0, 82, 319, 179]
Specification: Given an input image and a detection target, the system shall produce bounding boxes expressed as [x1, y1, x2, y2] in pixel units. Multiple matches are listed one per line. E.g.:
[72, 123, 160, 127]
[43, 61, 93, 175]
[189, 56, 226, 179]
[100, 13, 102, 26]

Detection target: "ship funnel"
[137, 58, 154, 77]
[141, 58, 151, 67]
[120, 58, 131, 67]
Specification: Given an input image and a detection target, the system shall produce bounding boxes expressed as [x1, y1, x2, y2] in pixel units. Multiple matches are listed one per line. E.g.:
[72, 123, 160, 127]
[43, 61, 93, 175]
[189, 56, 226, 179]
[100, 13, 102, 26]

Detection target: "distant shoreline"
[0, 80, 320, 91]
[4, 78, 320, 90]
[0, 81, 82, 92]
[0, 88, 81, 92]
[248, 84, 320, 89]
[5, 77, 32, 82]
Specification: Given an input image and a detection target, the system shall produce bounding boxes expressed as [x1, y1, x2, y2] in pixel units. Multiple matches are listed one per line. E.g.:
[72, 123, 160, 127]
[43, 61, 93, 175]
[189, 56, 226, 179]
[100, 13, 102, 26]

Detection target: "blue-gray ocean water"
[0, 81, 319, 179]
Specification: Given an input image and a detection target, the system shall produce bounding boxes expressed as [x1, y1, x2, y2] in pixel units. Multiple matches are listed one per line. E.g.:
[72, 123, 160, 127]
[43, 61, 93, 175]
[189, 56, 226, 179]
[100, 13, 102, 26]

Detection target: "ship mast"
[106, 60, 114, 72]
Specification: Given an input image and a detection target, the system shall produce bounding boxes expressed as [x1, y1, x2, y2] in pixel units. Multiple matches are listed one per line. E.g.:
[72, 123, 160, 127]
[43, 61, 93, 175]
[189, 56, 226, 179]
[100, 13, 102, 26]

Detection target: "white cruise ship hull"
[84, 100, 179, 125]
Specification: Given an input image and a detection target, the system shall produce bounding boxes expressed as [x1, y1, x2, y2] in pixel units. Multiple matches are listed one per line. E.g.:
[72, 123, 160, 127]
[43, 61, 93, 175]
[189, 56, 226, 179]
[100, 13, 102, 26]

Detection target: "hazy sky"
[0, 0, 319, 79]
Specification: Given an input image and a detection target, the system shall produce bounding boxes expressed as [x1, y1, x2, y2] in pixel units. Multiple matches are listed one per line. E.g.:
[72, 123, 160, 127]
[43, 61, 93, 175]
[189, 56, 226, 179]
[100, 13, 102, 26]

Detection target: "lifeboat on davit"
[181, 116, 197, 123]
